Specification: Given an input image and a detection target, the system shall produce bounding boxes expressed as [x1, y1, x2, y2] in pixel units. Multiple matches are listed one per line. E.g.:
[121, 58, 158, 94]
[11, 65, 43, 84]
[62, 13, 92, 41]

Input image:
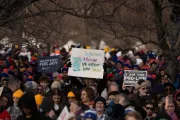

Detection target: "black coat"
[17, 114, 51, 120]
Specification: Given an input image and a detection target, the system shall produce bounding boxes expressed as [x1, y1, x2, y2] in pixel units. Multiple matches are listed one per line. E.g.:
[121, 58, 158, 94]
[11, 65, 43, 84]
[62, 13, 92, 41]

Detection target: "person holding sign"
[131, 79, 151, 105]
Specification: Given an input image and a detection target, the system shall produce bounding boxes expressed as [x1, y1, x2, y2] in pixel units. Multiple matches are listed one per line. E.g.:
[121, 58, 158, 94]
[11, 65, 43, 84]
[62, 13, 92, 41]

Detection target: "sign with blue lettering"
[68, 48, 105, 79]
[37, 56, 61, 73]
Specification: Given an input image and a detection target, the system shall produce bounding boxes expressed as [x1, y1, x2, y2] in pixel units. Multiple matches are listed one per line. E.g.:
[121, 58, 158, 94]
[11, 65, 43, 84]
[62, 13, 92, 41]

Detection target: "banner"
[124, 70, 147, 86]
[37, 56, 61, 73]
[57, 106, 69, 120]
[68, 48, 105, 79]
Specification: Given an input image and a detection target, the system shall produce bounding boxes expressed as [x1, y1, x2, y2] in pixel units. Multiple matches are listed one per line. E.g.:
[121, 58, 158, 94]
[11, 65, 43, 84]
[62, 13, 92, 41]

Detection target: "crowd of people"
[0, 45, 180, 120]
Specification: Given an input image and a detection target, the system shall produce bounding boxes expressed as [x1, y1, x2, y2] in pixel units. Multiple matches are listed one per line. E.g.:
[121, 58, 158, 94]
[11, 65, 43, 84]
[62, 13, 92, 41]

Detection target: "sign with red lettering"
[57, 106, 69, 120]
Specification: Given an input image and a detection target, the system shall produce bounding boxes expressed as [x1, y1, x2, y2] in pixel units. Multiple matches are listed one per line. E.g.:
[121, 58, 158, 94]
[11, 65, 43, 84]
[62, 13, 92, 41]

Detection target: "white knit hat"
[135, 80, 151, 90]
[51, 81, 61, 89]
[25, 81, 38, 90]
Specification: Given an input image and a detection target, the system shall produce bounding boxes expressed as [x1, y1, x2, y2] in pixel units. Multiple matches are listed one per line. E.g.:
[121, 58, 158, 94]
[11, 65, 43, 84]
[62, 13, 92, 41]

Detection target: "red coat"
[0, 110, 11, 120]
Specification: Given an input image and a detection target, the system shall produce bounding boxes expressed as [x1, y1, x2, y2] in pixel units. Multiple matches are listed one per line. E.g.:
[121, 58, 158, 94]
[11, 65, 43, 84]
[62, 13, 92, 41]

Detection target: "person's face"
[151, 64, 157, 71]
[68, 97, 76, 103]
[62, 71, 68, 78]
[133, 67, 139, 71]
[23, 75, 27, 81]
[139, 86, 149, 96]
[0, 96, 8, 107]
[161, 76, 169, 84]
[116, 63, 122, 69]
[90, 86, 97, 96]
[125, 116, 138, 120]
[160, 71, 165, 76]
[144, 104, 154, 116]
[165, 102, 175, 114]
[107, 78, 115, 86]
[84, 79, 94, 86]
[119, 96, 125, 106]
[81, 90, 90, 103]
[165, 86, 174, 95]
[108, 85, 118, 93]
[1, 80, 7, 87]
[70, 102, 80, 113]
[23, 108, 31, 115]
[176, 96, 180, 107]
[95, 101, 105, 112]
[53, 95, 61, 104]
[13, 97, 19, 105]
[40, 81, 49, 89]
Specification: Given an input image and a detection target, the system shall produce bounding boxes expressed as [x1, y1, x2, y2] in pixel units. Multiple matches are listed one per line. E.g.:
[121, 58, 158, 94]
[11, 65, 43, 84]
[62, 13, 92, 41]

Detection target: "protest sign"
[0, 87, 3, 97]
[68, 48, 105, 79]
[124, 70, 147, 86]
[57, 106, 69, 120]
[37, 56, 61, 73]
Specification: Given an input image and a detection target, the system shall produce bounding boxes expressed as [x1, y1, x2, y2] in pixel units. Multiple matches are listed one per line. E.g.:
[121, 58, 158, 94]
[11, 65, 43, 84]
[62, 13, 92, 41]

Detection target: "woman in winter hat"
[7, 89, 24, 120]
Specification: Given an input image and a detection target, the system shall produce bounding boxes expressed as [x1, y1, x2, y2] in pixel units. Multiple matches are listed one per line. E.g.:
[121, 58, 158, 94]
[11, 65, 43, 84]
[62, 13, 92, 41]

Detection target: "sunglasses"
[142, 87, 149, 90]
[146, 107, 153, 111]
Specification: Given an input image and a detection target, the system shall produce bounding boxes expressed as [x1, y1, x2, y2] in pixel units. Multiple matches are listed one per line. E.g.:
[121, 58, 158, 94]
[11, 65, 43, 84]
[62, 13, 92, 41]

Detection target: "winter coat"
[0, 110, 11, 120]
[17, 113, 51, 120]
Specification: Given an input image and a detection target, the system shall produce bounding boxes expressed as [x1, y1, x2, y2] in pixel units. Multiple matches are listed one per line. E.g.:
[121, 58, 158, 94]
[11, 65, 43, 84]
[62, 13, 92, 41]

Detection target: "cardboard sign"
[0, 87, 3, 97]
[37, 56, 61, 73]
[68, 48, 105, 79]
[57, 106, 69, 120]
[124, 70, 147, 86]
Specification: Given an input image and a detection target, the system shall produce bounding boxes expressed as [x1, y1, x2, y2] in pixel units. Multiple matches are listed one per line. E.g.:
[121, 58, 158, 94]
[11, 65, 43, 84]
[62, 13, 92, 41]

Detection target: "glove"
[67, 59, 72, 67]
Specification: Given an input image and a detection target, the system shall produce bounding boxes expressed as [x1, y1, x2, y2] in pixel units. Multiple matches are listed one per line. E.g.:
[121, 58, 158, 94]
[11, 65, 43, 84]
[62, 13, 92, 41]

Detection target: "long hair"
[51, 88, 65, 111]
[18, 91, 39, 116]
[160, 96, 180, 119]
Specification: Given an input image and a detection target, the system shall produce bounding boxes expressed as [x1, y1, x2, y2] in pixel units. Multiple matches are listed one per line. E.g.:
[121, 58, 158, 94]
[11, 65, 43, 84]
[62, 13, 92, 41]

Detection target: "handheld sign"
[0, 87, 3, 97]
[57, 106, 69, 120]
[68, 48, 105, 79]
[37, 56, 61, 73]
[124, 70, 147, 86]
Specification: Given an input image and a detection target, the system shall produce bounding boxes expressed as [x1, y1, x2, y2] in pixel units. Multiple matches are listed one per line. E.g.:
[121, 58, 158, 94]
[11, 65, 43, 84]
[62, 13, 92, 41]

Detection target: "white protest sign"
[124, 70, 147, 86]
[68, 48, 105, 79]
[0, 87, 4, 97]
[57, 106, 69, 120]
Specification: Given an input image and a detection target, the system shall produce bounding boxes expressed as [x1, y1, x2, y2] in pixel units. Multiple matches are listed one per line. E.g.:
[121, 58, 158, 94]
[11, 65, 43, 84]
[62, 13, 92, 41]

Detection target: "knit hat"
[13, 89, 24, 98]
[67, 91, 75, 98]
[116, 60, 124, 66]
[35, 94, 43, 106]
[124, 60, 132, 68]
[62, 67, 68, 72]
[135, 79, 151, 90]
[174, 90, 180, 101]
[84, 112, 97, 120]
[25, 81, 38, 90]
[95, 96, 106, 106]
[1, 72, 9, 78]
[51, 81, 61, 90]
[133, 64, 140, 70]
[107, 73, 114, 79]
